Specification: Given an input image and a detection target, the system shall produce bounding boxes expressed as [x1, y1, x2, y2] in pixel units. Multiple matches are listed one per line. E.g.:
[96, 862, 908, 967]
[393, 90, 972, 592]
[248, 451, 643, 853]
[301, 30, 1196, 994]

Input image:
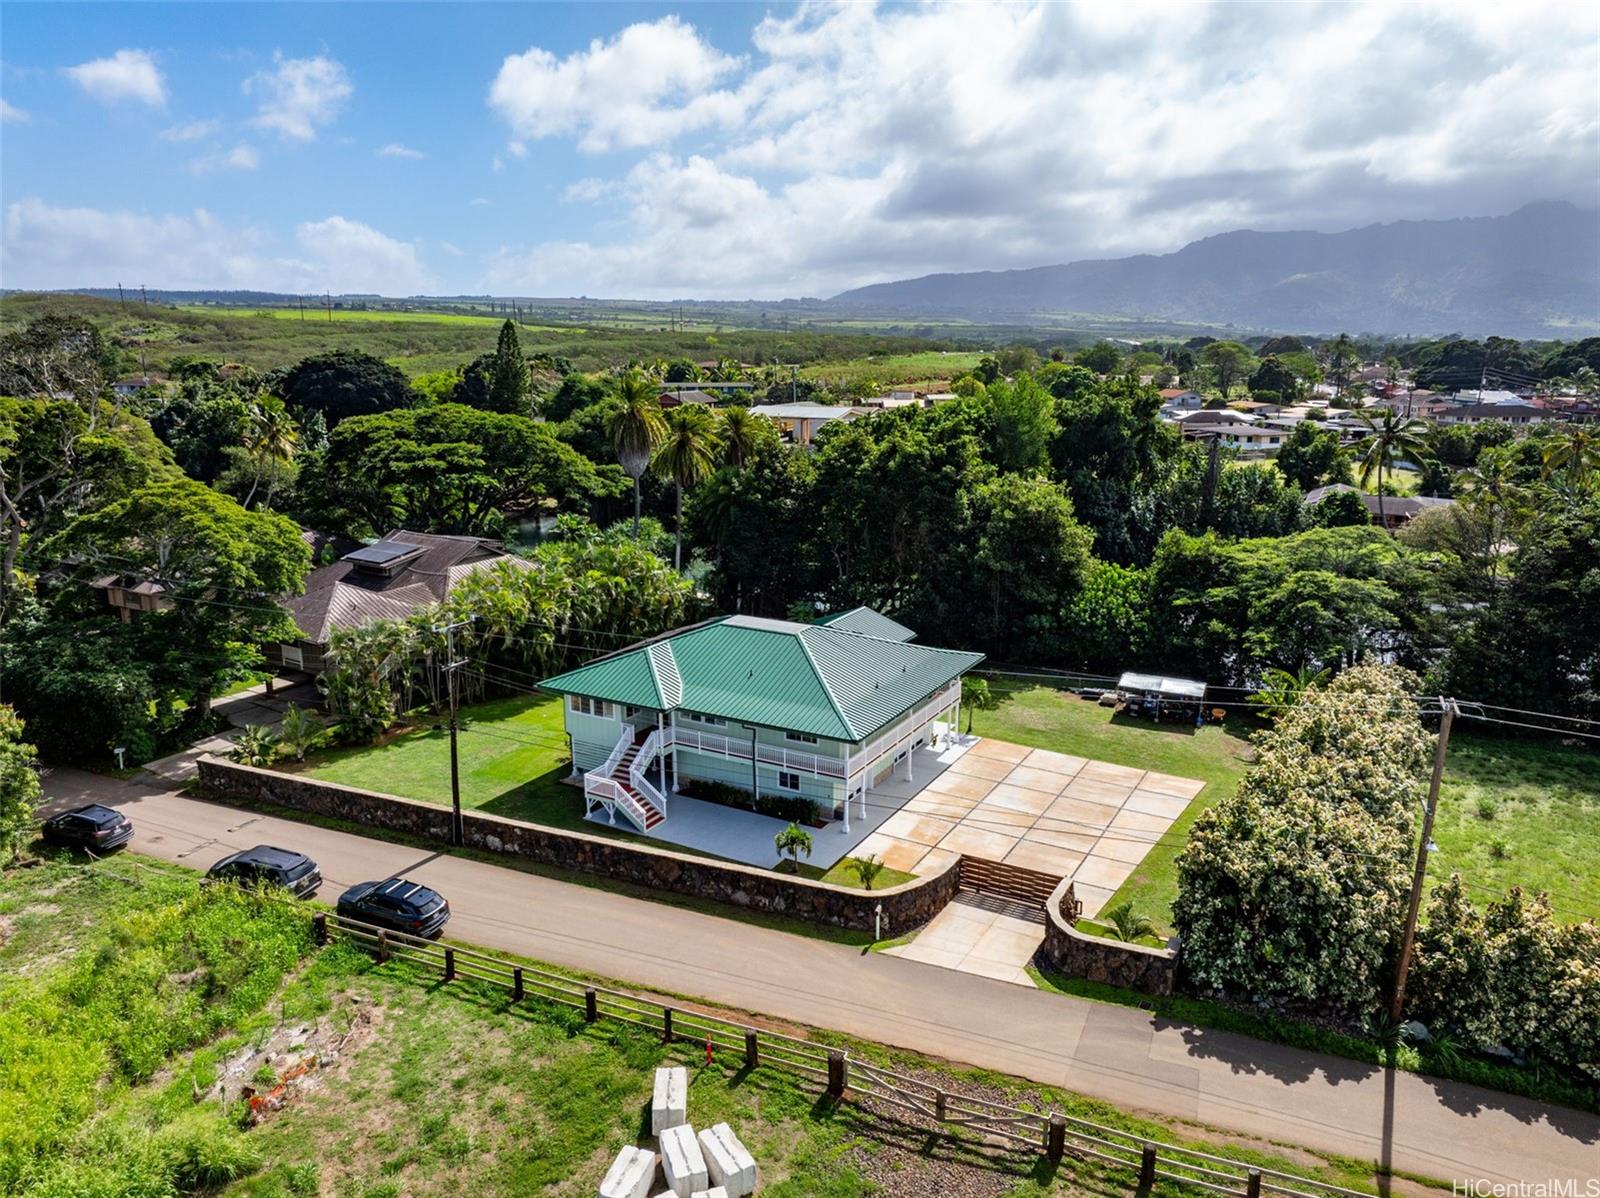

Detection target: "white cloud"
[439, 240, 463, 256]
[468, 197, 491, 207]
[63, 49, 166, 107]
[245, 53, 352, 141]
[483, 0, 1600, 297]
[161, 118, 221, 142]
[190, 143, 260, 174]
[1, 98, 28, 123]
[377, 142, 425, 159]
[488, 16, 744, 153]
[2, 199, 431, 295]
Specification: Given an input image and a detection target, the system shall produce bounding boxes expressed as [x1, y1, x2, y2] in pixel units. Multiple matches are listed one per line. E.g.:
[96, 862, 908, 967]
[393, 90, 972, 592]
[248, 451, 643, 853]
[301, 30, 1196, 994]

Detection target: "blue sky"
[3, 1, 1597, 298]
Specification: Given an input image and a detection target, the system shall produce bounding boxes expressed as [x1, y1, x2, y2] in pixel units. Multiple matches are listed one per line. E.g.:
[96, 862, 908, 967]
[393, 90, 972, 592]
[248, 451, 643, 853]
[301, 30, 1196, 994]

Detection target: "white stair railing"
[584, 773, 650, 833]
[629, 728, 668, 815]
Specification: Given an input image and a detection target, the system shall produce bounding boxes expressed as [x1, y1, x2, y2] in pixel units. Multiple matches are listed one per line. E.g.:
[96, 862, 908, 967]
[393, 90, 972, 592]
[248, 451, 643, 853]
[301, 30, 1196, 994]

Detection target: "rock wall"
[197, 756, 960, 934]
[1038, 879, 1179, 996]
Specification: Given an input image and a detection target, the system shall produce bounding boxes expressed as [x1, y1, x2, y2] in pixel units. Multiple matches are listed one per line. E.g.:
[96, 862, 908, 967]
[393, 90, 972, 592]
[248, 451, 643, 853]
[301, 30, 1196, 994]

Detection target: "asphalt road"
[37, 766, 1600, 1186]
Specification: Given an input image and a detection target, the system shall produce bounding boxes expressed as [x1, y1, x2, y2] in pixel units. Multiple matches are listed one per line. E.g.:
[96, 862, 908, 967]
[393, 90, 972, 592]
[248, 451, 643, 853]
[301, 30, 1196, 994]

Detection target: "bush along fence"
[198, 755, 958, 933]
[317, 909, 1381, 1198]
[1040, 879, 1180, 997]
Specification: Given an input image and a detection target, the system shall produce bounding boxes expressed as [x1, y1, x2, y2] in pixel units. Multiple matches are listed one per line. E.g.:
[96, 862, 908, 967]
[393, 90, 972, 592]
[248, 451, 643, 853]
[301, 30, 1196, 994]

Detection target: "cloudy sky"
[2, 1, 1597, 299]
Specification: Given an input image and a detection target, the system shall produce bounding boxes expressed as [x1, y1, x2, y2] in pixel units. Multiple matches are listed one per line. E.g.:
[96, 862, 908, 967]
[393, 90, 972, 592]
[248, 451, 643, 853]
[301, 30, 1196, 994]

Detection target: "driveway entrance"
[883, 892, 1046, 986]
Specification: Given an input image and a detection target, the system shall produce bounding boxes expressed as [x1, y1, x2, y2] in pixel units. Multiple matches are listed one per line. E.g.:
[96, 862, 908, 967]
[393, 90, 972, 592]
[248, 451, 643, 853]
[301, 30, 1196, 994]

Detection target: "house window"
[784, 731, 819, 745]
[623, 705, 644, 720]
[570, 695, 610, 719]
[777, 770, 802, 792]
[687, 711, 727, 727]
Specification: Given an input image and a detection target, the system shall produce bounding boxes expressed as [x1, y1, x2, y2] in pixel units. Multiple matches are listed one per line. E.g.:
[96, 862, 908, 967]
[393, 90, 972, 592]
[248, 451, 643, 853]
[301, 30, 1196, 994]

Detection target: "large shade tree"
[273, 350, 416, 426]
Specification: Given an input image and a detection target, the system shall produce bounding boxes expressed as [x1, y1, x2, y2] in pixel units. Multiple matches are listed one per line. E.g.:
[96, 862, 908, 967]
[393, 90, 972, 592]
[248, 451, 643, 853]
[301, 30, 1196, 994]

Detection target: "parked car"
[206, 845, 322, 898]
[41, 804, 133, 852]
[336, 877, 451, 938]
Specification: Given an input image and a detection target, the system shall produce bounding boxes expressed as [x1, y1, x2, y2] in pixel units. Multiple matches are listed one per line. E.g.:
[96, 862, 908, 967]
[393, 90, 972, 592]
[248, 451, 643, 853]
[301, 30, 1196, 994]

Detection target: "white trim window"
[776, 770, 802, 792]
[570, 695, 611, 718]
[686, 711, 727, 727]
[784, 731, 819, 744]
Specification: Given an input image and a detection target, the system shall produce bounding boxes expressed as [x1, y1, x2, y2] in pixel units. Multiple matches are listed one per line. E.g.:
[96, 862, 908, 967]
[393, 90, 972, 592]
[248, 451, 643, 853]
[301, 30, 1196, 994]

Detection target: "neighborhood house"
[539, 608, 983, 835]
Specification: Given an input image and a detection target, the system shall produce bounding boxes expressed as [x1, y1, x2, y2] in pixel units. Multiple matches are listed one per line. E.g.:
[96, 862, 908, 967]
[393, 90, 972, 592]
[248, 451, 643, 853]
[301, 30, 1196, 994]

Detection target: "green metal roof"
[540, 611, 982, 741]
[815, 606, 915, 642]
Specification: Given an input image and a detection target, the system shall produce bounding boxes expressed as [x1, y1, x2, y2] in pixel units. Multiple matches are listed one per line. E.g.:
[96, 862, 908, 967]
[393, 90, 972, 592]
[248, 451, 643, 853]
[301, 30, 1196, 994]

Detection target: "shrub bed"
[675, 778, 825, 826]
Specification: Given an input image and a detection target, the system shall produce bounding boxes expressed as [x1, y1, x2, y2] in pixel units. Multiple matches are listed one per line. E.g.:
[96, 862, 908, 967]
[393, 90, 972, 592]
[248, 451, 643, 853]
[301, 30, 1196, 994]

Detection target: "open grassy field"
[1, 852, 1420, 1197]
[178, 304, 570, 331]
[799, 349, 986, 388]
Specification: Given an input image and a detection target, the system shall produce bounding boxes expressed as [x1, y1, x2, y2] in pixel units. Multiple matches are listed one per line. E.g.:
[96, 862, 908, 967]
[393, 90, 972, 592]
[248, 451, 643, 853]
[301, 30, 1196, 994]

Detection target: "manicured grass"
[1428, 728, 1600, 922]
[966, 680, 1255, 934]
[809, 857, 918, 890]
[300, 694, 589, 832]
[6, 853, 1427, 1196]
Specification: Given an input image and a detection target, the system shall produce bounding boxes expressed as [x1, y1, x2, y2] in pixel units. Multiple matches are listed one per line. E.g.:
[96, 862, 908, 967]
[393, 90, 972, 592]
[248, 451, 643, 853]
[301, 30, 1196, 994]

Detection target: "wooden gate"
[957, 856, 1061, 909]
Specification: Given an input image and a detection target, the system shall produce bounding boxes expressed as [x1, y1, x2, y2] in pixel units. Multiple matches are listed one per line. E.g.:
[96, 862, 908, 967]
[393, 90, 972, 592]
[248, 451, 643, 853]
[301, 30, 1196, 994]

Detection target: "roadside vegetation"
[0, 853, 1434, 1197]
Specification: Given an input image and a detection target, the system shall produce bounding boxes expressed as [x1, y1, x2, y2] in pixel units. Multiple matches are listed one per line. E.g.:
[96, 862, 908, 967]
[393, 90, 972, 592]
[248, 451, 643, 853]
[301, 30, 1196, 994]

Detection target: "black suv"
[42, 804, 133, 852]
[337, 878, 450, 938]
[207, 845, 322, 898]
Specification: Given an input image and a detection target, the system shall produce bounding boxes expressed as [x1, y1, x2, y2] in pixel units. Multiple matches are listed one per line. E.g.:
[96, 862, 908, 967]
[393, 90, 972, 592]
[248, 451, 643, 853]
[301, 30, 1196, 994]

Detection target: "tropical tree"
[1102, 901, 1156, 942]
[275, 702, 325, 762]
[229, 724, 281, 767]
[1199, 341, 1255, 398]
[846, 853, 887, 890]
[240, 399, 299, 509]
[0, 705, 41, 863]
[1540, 423, 1599, 492]
[960, 675, 998, 734]
[718, 405, 768, 469]
[1324, 333, 1359, 396]
[774, 822, 813, 873]
[653, 405, 723, 570]
[486, 319, 531, 415]
[1354, 408, 1431, 528]
[606, 371, 668, 538]
[1248, 666, 1331, 720]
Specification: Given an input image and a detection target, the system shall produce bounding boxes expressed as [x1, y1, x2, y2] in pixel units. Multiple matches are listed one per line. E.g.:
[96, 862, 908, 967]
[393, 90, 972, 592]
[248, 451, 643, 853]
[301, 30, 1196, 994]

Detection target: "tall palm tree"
[1540, 424, 1599, 492]
[718, 405, 764, 469]
[652, 405, 722, 570]
[605, 370, 667, 538]
[242, 400, 299, 509]
[1354, 408, 1430, 529]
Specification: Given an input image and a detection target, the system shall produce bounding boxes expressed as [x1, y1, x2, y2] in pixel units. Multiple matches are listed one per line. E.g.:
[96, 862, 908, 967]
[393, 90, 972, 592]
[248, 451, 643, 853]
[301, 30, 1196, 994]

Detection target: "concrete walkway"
[884, 892, 1045, 987]
[35, 766, 1600, 1186]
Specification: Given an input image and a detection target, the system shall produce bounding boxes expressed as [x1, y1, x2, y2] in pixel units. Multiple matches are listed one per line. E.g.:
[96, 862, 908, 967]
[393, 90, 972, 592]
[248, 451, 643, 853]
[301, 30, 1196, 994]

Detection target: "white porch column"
[669, 711, 680, 792]
[953, 696, 961, 742]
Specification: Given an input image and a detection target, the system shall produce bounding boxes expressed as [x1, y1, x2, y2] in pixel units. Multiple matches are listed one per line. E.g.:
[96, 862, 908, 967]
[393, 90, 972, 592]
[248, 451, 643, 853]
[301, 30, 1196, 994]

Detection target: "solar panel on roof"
[345, 539, 422, 565]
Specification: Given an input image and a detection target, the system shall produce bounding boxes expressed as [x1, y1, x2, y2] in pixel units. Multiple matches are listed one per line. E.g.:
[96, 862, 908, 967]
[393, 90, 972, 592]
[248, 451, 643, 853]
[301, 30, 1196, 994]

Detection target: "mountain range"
[825, 202, 1600, 338]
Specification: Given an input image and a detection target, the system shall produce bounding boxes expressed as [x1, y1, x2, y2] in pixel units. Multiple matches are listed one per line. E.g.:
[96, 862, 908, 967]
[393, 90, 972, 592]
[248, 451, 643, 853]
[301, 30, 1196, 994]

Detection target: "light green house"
[538, 608, 983, 834]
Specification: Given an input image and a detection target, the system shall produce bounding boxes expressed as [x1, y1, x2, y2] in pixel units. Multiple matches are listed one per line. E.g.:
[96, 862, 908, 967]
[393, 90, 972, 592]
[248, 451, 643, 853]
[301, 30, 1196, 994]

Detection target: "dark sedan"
[206, 845, 322, 899]
[41, 804, 133, 852]
[336, 877, 450, 938]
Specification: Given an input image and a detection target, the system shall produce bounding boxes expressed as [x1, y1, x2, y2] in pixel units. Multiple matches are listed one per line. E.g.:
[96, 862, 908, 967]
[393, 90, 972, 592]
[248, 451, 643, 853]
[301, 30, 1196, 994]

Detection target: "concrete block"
[690, 1189, 729, 1198]
[658, 1124, 708, 1197]
[599, 1145, 657, 1198]
[696, 1123, 756, 1197]
[651, 1065, 687, 1134]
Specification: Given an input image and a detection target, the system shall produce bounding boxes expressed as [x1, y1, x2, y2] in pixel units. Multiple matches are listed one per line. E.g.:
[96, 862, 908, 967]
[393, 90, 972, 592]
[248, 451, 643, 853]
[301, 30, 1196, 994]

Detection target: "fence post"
[512, 967, 524, 1002]
[312, 912, 327, 946]
[1139, 1142, 1157, 1190]
[443, 948, 456, 983]
[743, 1030, 759, 1069]
[1247, 1169, 1262, 1198]
[377, 930, 389, 963]
[662, 1006, 675, 1044]
[826, 1050, 847, 1098]
[1046, 1113, 1065, 1162]
[584, 988, 598, 1023]
[934, 1091, 947, 1122]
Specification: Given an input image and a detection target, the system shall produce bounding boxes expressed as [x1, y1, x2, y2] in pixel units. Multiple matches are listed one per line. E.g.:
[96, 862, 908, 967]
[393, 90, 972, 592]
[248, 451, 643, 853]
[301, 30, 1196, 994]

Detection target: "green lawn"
[299, 694, 589, 832]
[967, 681, 1255, 934]
[1428, 728, 1600, 922]
[5, 853, 1419, 1197]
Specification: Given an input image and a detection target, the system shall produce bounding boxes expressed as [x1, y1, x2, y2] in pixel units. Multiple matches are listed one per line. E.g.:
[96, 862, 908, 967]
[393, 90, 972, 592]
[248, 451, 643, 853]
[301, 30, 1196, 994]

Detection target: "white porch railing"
[844, 680, 961, 779]
[583, 773, 652, 833]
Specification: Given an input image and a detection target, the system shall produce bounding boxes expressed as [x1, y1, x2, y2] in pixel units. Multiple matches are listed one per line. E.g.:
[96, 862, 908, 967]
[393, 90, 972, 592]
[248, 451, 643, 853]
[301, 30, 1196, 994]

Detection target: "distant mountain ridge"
[826, 203, 1600, 337]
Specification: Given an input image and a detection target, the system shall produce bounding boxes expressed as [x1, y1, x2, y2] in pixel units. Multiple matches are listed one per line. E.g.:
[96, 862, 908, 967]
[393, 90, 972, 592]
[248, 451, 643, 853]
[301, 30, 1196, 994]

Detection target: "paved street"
[37, 765, 1600, 1186]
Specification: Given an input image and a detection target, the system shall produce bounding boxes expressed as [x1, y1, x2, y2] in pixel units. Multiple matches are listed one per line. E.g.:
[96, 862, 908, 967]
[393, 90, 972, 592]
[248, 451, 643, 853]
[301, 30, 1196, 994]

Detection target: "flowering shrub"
[1173, 665, 1426, 1011]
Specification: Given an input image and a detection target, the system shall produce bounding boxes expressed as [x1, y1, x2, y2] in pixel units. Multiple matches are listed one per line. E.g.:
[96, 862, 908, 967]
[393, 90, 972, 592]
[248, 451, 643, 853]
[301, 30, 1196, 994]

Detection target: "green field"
[798, 349, 986, 387]
[1, 853, 1415, 1197]
[178, 304, 571, 331]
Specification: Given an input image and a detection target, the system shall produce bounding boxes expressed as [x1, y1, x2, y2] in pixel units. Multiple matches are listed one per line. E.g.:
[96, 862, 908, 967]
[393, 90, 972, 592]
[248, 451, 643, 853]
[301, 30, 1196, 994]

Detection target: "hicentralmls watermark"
[1454, 1181, 1600, 1198]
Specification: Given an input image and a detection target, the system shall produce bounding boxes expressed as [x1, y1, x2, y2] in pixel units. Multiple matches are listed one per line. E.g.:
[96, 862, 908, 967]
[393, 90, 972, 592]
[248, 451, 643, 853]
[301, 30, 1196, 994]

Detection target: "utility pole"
[434, 617, 473, 846]
[117, 282, 126, 310]
[1389, 697, 1456, 1024]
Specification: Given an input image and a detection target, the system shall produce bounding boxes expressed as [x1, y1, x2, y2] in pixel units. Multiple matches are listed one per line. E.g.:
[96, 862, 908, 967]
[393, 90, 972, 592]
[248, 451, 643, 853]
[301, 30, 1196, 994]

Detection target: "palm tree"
[1248, 666, 1329, 720]
[1540, 424, 1599, 492]
[1354, 408, 1430, 529]
[846, 853, 886, 890]
[774, 822, 813, 874]
[605, 370, 667, 538]
[960, 675, 998, 735]
[718, 406, 764, 469]
[652, 405, 722, 571]
[1102, 901, 1156, 943]
[242, 400, 299, 509]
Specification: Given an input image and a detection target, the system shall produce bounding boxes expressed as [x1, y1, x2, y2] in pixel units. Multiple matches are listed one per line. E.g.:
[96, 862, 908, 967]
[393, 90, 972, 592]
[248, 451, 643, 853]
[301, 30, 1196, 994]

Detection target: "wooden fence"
[315, 912, 1379, 1198]
[958, 855, 1062, 907]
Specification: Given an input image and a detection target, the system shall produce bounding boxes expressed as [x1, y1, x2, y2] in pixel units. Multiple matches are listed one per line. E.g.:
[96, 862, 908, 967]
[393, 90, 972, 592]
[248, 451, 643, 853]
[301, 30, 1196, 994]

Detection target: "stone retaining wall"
[197, 755, 961, 934]
[1038, 879, 1179, 996]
